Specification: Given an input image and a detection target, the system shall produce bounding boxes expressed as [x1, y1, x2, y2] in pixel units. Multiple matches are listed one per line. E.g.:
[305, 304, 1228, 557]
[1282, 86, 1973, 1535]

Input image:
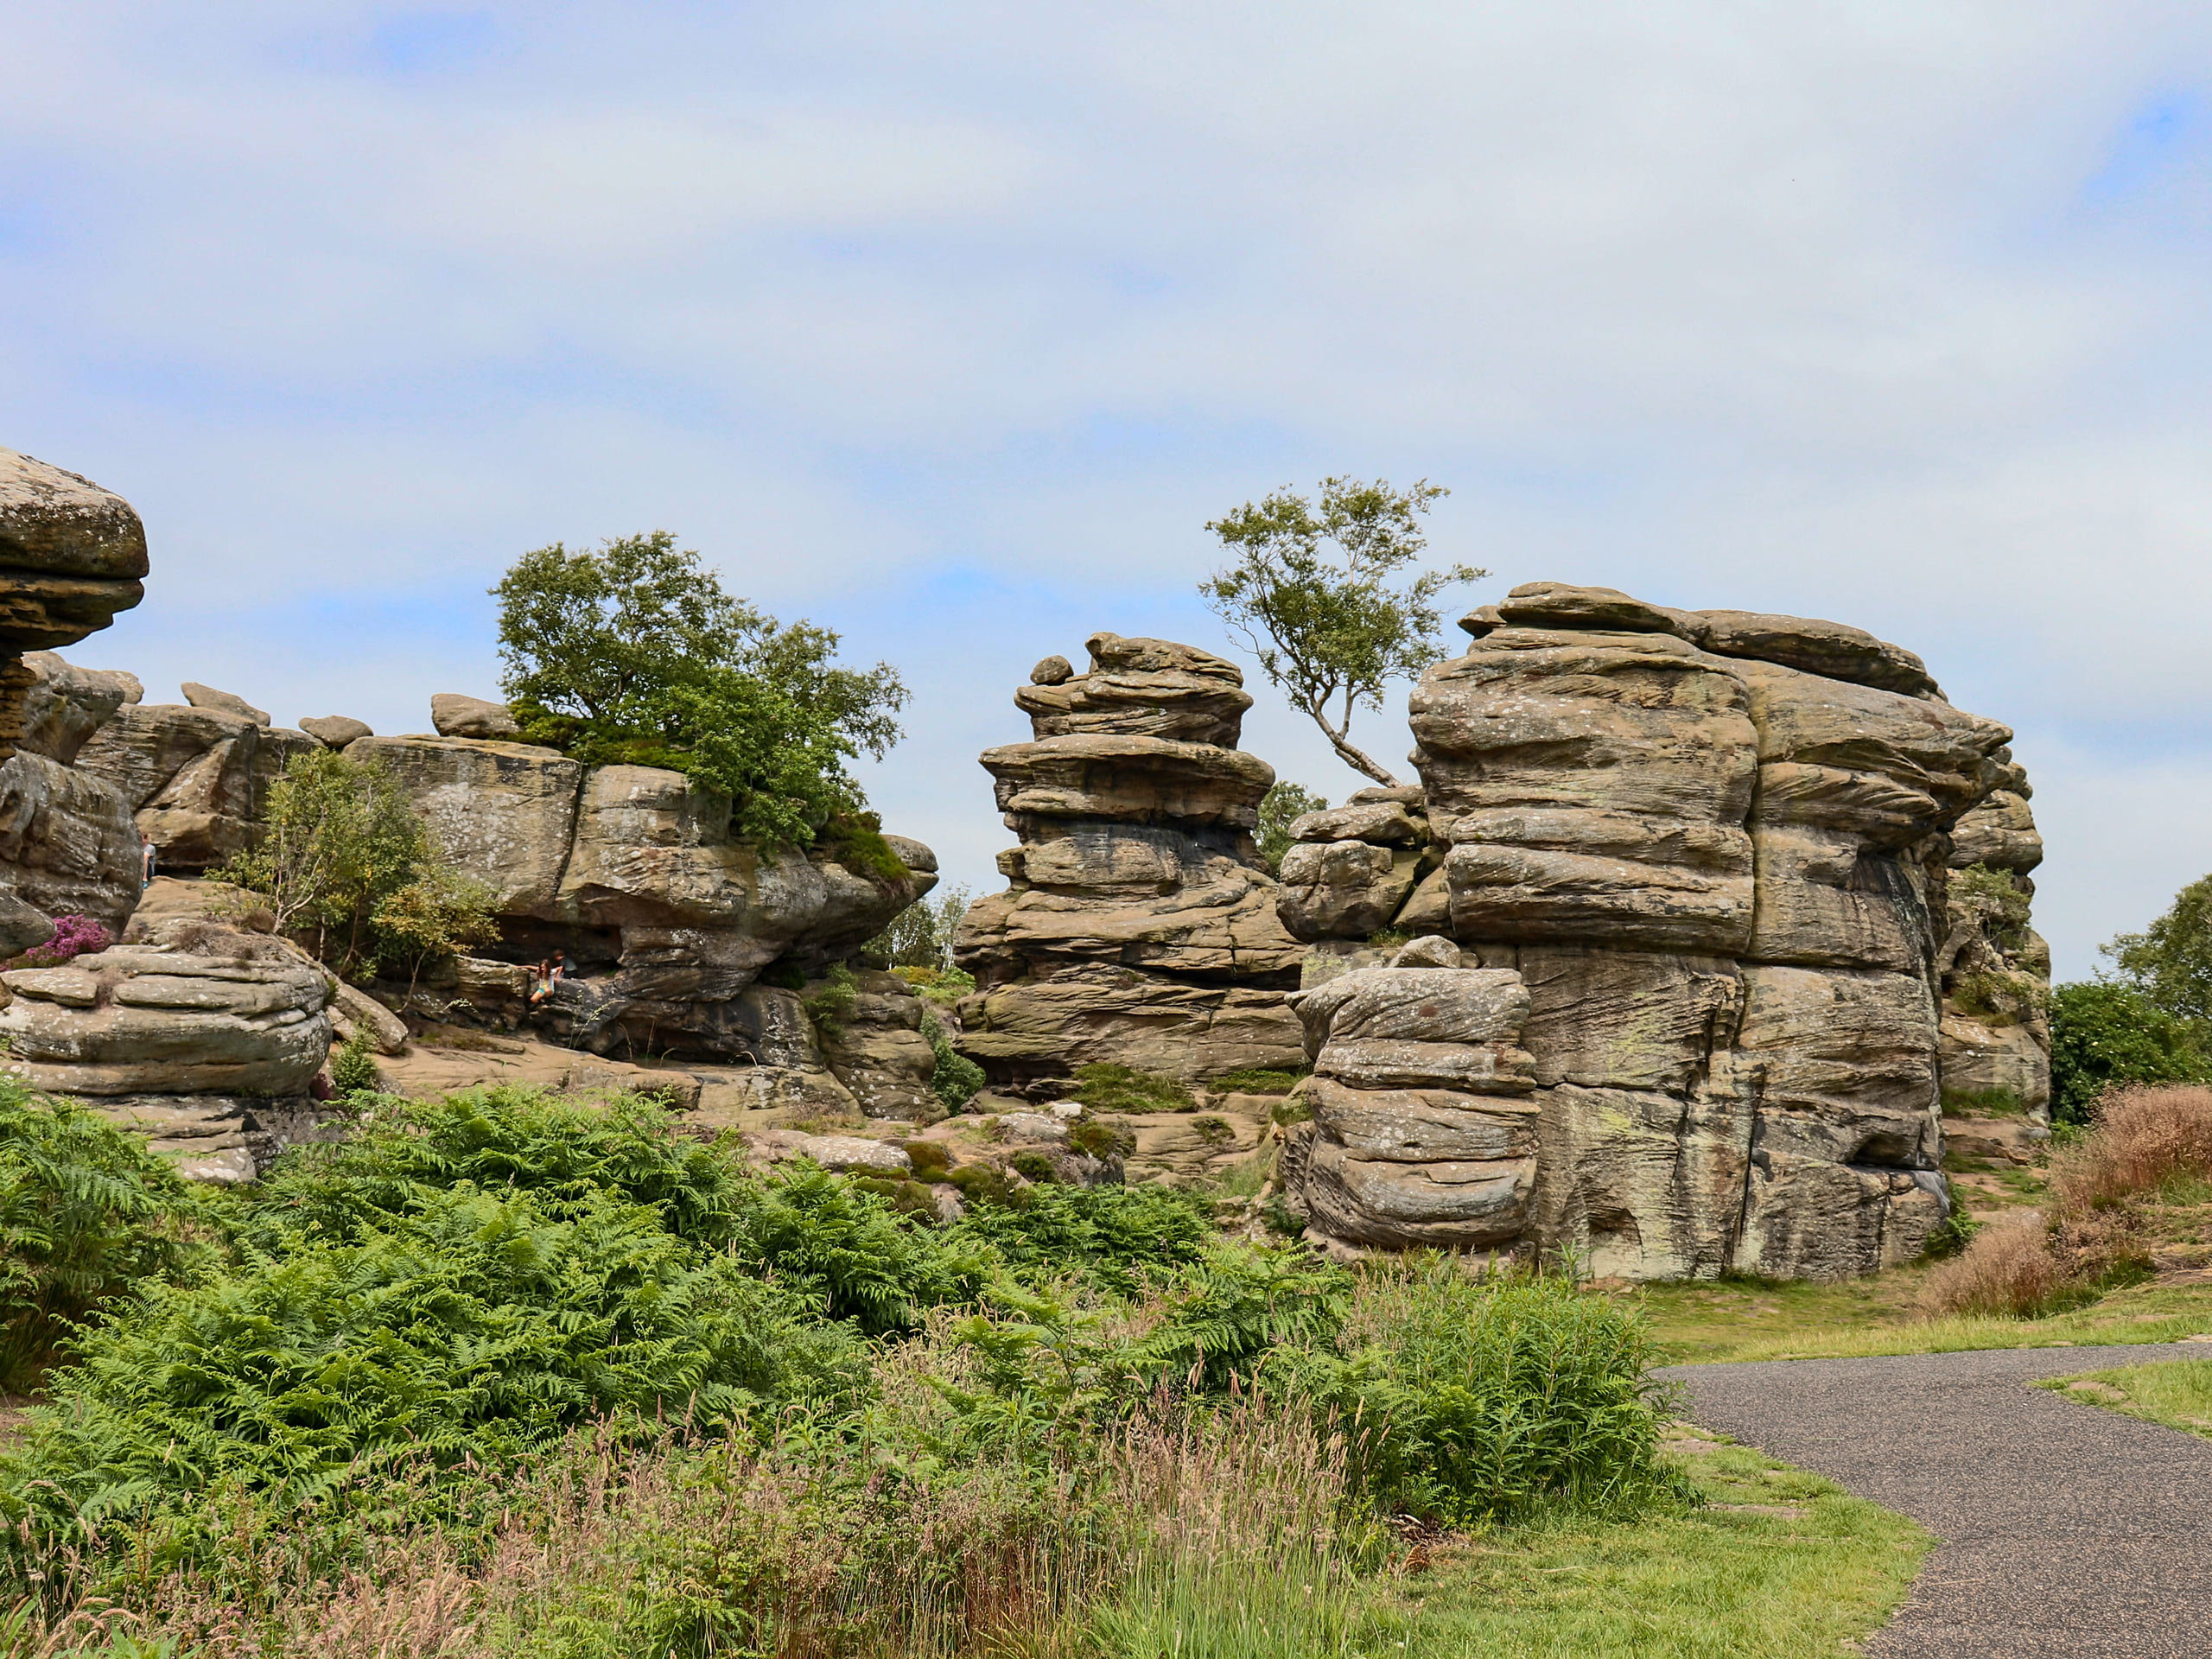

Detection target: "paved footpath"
[1662, 1344, 2212, 1658]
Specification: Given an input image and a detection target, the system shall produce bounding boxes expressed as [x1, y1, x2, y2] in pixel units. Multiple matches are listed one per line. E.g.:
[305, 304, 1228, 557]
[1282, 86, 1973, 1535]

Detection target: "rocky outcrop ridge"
[1283, 582, 2030, 1281]
[1936, 757, 2050, 1117]
[954, 633, 1306, 1090]
[0, 453, 152, 955]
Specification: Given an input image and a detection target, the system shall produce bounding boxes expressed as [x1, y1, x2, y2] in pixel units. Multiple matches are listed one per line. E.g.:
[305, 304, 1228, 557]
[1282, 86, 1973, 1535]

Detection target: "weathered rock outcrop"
[0, 453, 150, 953]
[954, 634, 1306, 1089]
[76, 703, 319, 871]
[1936, 755, 2050, 1118]
[346, 732, 938, 1088]
[1284, 582, 2034, 1281]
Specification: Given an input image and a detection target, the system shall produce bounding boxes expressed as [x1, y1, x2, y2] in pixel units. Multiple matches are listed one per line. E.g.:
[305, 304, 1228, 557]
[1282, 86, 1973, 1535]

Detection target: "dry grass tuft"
[1921, 1210, 2065, 1316]
[2050, 1084, 2212, 1212]
[1923, 1084, 2212, 1319]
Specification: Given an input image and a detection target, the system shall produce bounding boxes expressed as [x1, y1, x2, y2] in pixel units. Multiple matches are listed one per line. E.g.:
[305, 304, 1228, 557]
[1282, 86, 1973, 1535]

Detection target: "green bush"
[2050, 982, 2212, 1124]
[949, 1183, 1211, 1295]
[327, 1026, 380, 1096]
[924, 1014, 984, 1112]
[0, 1085, 207, 1393]
[1255, 781, 1329, 875]
[1284, 1261, 1688, 1526]
[1071, 1062, 1195, 1115]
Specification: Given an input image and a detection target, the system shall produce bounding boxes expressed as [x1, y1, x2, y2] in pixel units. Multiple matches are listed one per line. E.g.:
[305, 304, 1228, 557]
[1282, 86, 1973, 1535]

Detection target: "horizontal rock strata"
[955, 633, 1305, 1090]
[1286, 581, 2037, 1281]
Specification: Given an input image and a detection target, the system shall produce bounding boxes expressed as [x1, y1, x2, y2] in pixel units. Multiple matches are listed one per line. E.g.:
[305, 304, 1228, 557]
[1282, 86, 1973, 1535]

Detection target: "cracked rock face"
[955, 633, 1306, 1089]
[1287, 582, 2039, 1281]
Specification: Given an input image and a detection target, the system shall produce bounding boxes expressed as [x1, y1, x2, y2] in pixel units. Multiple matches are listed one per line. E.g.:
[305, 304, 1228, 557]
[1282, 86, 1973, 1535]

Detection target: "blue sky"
[7, 2, 2212, 979]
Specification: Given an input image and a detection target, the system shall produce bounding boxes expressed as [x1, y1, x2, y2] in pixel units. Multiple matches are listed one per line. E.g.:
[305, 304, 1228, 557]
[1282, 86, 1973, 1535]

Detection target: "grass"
[2037, 1354, 2212, 1437]
[1368, 1427, 1929, 1657]
[1632, 1274, 2212, 1365]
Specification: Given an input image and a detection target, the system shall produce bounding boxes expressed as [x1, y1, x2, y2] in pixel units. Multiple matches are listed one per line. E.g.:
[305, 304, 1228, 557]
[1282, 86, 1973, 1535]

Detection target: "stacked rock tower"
[954, 633, 1307, 1087]
[1281, 582, 2044, 1281]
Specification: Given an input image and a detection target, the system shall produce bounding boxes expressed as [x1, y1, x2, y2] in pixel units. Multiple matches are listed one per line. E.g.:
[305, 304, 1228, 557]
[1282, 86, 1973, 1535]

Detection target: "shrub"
[216, 748, 494, 982]
[1008, 1151, 1057, 1183]
[327, 1026, 379, 1096]
[1071, 1063, 1194, 1115]
[0, 1085, 207, 1393]
[950, 1184, 1211, 1295]
[2050, 1084, 2212, 1212]
[2050, 982, 2210, 1124]
[1921, 1208, 2069, 1317]
[5, 914, 111, 970]
[1191, 1115, 1236, 1149]
[1292, 1260, 1688, 1526]
[924, 1014, 984, 1112]
[802, 962, 858, 1039]
[1067, 1116, 1135, 1160]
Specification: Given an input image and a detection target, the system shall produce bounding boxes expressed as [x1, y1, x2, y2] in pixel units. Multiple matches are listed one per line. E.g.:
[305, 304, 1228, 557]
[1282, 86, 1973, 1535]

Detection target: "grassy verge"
[1631, 1276, 2212, 1365]
[1370, 1427, 1930, 1658]
[2037, 1355, 2212, 1436]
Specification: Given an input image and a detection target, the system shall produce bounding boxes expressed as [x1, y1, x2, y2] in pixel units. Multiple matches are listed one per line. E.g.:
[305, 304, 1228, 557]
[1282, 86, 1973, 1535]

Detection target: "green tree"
[493, 532, 906, 847]
[1200, 477, 1485, 786]
[2102, 873, 2212, 1028]
[218, 749, 494, 982]
[870, 882, 973, 972]
[1255, 781, 1330, 875]
[2049, 982, 2211, 1125]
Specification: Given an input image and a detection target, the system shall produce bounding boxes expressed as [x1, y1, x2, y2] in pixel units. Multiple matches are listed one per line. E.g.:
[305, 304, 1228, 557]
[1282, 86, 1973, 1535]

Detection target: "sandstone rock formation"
[431, 693, 520, 739]
[76, 702, 317, 871]
[1282, 582, 2034, 1281]
[348, 734, 938, 1093]
[953, 633, 1306, 1090]
[1936, 755, 2050, 1118]
[0, 452, 151, 954]
[301, 715, 372, 747]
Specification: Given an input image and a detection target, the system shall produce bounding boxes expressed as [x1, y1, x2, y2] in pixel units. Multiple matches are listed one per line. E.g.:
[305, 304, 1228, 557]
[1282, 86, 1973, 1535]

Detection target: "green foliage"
[1255, 781, 1329, 875]
[2050, 982, 2212, 1125]
[1949, 861, 2033, 952]
[493, 531, 906, 847]
[759, 957, 808, 991]
[924, 1014, 985, 1112]
[2103, 871, 2212, 1027]
[327, 1027, 380, 1097]
[949, 1183, 1211, 1296]
[1923, 1188, 1980, 1260]
[868, 880, 973, 971]
[217, 748, 495, 982]
[0, 1085, 207, 1393]
[1067, 1116, 1135, 1160]
[1211, 1065, 1313, 1096]
[802, 963, 859, 1040]
[1284, 1262, 1689, 1526]
[1201, 476, 1484, 786]
[1008, 1151, 1057, 1183]
[1071, 1062, 1196, 1115]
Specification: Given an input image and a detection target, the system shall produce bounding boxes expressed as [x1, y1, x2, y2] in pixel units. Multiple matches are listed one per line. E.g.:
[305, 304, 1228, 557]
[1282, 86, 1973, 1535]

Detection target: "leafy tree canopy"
[219, 748, 495, 983]
[2049, 982, 2211, 1125]
[1255, 781, 1329, 875]
[1200, 477, 1484, 786]
[2101, 872, 2212, 1028]
[493, 532, 907, 848]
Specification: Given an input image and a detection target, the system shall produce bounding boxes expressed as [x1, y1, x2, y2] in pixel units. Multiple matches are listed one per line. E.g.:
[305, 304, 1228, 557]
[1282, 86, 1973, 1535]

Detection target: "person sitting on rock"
[530, 950, 568, 1007]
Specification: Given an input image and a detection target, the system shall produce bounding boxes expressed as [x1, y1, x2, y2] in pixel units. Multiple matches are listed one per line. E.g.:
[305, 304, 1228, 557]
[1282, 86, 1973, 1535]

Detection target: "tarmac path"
[1662, 1343, 2212, 1658]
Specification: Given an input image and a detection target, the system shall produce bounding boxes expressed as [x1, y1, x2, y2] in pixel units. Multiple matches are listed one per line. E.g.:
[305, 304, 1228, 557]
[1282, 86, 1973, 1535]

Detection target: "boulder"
[430, 694, 521, 739]
[982, 734, 1274, 827]
[812, 969, 940, 1120]
[74, 703, 272, 871]
[301, 715, 372, 748]
[18, 652, 132, 764]
[0, 945, 331, 1096]
[348, 735, 583, 915]
[1695, 609, 1942, 700]
[182, 683, 270, 727]
[1014, 632, 1253, 746]
[0, 449, 148, 663]
[1276, 840, 1426, 943]
[956, 966, 1303, 1089]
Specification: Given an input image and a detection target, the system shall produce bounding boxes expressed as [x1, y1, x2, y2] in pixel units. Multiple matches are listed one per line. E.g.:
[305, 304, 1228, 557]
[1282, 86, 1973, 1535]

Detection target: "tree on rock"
[1200, 477, 1484, 787]
[493, 532, 907, 849]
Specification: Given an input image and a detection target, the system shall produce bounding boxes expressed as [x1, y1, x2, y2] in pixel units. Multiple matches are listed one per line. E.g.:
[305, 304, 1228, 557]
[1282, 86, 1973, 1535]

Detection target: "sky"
[5, 2, 2212, 980]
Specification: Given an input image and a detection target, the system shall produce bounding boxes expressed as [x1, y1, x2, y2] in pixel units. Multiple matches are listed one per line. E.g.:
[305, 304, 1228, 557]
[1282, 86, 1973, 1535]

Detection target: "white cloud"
[8, 2, 2212, 977]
